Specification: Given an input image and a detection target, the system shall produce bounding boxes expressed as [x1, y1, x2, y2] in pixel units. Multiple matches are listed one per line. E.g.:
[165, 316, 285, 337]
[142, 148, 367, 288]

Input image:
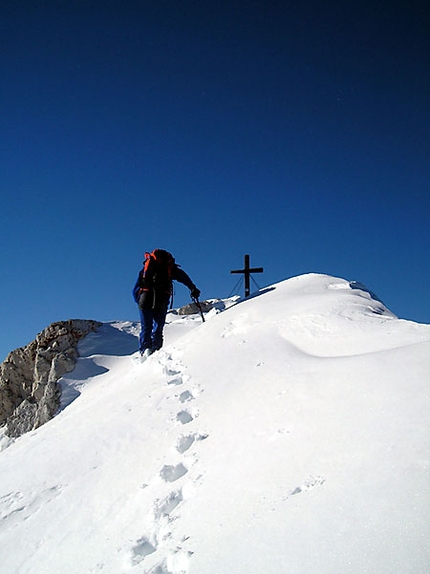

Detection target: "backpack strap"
[143, 251, 153, 275]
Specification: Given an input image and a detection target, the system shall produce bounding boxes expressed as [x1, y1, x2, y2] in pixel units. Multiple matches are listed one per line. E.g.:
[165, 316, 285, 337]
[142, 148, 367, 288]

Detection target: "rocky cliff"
[0, 319, 102, 438]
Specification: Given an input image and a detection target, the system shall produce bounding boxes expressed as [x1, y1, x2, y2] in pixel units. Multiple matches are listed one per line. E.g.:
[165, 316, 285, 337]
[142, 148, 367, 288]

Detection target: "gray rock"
[0, 319, 102, 437]
[177, 300, 214, 316]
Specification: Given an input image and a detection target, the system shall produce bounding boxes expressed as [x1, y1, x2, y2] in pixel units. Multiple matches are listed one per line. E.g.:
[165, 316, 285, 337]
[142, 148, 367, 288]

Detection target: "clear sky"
[1, 0, 429, 362]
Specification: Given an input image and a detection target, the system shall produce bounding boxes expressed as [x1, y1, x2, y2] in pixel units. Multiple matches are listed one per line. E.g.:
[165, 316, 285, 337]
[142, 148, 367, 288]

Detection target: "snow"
[0, 273, 429, 574]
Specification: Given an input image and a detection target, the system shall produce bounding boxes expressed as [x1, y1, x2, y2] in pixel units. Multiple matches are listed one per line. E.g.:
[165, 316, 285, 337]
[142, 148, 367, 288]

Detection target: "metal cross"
[230, 254, 264, 298]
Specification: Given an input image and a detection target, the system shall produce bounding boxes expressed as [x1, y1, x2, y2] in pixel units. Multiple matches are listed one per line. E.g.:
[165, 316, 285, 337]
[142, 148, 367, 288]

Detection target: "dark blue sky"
[1, 1, 429, 361]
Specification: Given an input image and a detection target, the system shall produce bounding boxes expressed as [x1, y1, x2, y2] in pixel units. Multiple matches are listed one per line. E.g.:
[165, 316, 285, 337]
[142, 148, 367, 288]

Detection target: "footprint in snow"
[167, 375, 183, 386]
[176, 433, 208, 453]
[176, 410, 194, 425]
[148, 550, 193, 574]
[179, 390, 193, 403]
[160, 463, 188, 483]
[131, 537, 157, 564]
[154, 489, 183, 519]
[176, 434, 195, 454]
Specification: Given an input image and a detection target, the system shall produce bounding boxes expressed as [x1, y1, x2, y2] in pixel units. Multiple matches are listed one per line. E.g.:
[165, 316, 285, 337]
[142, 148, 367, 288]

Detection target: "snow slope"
[0, 274, 429, 574]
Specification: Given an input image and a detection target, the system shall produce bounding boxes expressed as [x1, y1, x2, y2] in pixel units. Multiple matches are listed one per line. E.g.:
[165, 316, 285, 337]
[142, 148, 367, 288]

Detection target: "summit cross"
[230, 254, 264, 298]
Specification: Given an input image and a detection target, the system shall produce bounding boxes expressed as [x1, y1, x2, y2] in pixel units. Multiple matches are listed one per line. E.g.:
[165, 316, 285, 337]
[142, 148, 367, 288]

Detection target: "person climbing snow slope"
[132, 249, 200, 357]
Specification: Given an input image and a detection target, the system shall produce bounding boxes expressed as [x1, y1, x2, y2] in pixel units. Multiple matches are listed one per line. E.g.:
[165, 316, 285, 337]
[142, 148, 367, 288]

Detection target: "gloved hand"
[190, 286, 201, 299]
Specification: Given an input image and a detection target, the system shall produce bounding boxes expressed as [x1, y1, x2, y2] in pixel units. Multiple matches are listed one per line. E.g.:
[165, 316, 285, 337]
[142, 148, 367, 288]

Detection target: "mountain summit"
[0, 274, 429, 574]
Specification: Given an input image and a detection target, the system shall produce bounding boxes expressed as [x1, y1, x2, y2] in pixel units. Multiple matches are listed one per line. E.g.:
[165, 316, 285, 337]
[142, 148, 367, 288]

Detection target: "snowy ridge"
[0, 274, 429, 574]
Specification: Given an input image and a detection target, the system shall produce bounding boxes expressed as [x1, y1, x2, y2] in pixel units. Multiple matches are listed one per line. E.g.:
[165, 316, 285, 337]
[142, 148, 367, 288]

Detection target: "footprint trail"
[127, 348, 208, 573]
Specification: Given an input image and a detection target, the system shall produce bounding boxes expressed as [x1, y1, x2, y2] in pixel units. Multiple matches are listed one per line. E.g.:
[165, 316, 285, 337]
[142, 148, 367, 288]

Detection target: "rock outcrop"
[177, 300, 216, 316]
[0, 319, 102, 438]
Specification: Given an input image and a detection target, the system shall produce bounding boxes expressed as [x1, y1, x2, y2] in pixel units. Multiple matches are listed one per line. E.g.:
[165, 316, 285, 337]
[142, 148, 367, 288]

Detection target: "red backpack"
[143, 249, 175, 295]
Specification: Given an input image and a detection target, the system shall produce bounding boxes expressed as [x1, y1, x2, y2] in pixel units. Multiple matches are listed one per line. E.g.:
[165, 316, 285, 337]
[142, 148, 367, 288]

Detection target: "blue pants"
[138, 303, 168, 353]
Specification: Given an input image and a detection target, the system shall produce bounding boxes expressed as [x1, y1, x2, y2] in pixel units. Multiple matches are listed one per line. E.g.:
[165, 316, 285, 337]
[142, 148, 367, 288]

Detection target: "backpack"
[143, 249, 175, 295]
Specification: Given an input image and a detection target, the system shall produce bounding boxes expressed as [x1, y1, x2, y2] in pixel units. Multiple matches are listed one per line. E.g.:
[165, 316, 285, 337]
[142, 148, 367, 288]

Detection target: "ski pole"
[193, 297, 206, 323]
